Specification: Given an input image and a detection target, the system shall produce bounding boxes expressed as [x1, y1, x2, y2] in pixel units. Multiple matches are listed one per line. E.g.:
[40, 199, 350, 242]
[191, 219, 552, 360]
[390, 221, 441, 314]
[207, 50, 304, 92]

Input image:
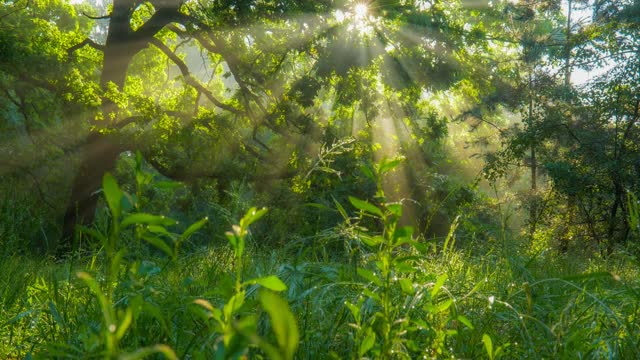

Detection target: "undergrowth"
[1, 159, 639, 359]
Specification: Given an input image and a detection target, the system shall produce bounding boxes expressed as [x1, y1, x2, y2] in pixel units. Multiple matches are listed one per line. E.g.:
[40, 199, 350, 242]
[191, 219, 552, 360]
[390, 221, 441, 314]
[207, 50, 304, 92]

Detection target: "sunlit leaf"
[77, 272, 113, 332]
[398, 278, 415, 295]
[259, 291, 299, 360]
[349, 196, 383, 217]
[378, 157, 403, 175]
[121, 213, 176, 228]
[240, 207, 268, 228]
[430, 274, 448, 298]
[386, 203, 403, 217]
[120, 344, 177, 360]
[357, 268, 382, 286]
[483, 334, 494, 360]
[344, 301, 361, 322]
[359, 234, 383, 247]
[180, 217, 208, 241]
[224, 291, 246, 320]
[360, 164, 375, 180]
[245, 275, 288, 292]
[359, 328, 376, 357]
[78, 226, 107, 244]
[102, 173, 122, 218]
[332, 196, 349, 220]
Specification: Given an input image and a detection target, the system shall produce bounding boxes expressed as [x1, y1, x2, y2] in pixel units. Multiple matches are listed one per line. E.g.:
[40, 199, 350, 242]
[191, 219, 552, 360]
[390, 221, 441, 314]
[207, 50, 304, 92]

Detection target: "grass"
[1, 222, 639, 359]
[1, 170, 639, 359]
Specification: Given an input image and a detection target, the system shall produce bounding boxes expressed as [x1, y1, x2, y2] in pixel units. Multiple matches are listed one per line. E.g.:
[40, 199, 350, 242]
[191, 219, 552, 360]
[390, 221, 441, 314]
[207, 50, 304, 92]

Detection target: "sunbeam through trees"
[1, 0, 640, 358]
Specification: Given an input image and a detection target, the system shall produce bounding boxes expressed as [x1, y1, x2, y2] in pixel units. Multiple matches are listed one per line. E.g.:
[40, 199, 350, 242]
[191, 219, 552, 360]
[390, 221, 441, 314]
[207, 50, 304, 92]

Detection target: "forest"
[1, 0, 639, 358]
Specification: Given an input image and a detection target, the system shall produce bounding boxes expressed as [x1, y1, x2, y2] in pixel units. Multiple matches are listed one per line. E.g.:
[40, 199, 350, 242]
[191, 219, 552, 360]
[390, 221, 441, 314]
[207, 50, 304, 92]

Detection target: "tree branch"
[149, 37, 243, 115]
[67, 38, 105, 57]
[114, 115, 146, 129]
[130, 5, 183, 47]
[166, 23, 266, 113]
[82, 12, 111, 20]
[0, 0, 29, 20]
[16, 73, 57, 93]
[113, 111, 193, 129]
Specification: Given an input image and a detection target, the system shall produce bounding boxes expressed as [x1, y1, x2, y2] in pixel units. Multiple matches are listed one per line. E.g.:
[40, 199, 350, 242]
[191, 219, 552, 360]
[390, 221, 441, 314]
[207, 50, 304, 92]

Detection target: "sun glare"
[333, 2, 375, 36]
[354, 3, 369, 19]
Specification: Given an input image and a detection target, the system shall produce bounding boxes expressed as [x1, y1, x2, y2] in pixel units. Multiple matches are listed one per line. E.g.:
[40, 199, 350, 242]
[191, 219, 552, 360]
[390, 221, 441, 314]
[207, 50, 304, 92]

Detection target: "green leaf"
[393, 259, 414, 273]
[436, 299, 453, 312]
[224, 291, 246, 320]
[392, 226, 414, 245]
[120, 345, 177, 360]
[304, 202, 334, 211]
[398, 278, 415, 295]
[141, 302, 170, 336]
[121, 213, 176, 228]
[430, 274, 448, 298]
[457, 315, 474, 329]
[110, 249, 125, 284]
[359, 234, 383, 247]
[386, 203, 403, 217]
[147, 225, 174, 238]
[240, 207, 268, 228]
[102, 173, 122, 218]
[442, 215, 460, 255]
[77, 272, 113, 332]
[78, 226, 107, 244]
[378, 157, 403, 175]
[357, 268, 382, 286]
[560, 272, 614, 282]
[349, 196, 383, 217]
[362, 288, 381, 302]
[115, 308, 133, 340]
[225, 232, 239, 252]
[48, 301, 65, 328]
[332, 196, 349, 220]
[5, 309, 36, 325]
[259, 291, 299, 360]
[193, 299, 223, 323]
[360, 164, 375, 180]
[482, 334, 494, 360]
[359, 328, 376, 357]
[121, 193, 135, 212]
[344, 301, 361, 322]
[142, 235, 174, 258]
[180, 217, 208, 241]
[245, 275, 288, 292]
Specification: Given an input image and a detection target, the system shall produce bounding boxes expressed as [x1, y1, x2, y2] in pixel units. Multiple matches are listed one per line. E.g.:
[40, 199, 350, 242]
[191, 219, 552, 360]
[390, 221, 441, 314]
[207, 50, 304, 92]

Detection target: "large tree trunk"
[60, 0, 182, 249]
[61, 134, 127, 245]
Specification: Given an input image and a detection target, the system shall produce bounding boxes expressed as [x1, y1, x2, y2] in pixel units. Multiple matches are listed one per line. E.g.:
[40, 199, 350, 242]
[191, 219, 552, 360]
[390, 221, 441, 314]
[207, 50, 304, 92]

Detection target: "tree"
[2, 0, 523, 252]
[486, 0, 640, 252]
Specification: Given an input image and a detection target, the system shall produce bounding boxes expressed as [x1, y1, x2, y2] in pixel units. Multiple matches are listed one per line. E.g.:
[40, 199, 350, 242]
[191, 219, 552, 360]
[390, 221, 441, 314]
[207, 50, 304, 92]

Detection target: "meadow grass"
[1, 228, 638, 359]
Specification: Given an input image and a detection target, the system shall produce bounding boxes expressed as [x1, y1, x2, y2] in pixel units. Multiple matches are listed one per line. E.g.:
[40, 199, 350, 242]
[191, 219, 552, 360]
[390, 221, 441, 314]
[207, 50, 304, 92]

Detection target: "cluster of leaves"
[480, 0, 640, 253]
[342, 159, 475, 358]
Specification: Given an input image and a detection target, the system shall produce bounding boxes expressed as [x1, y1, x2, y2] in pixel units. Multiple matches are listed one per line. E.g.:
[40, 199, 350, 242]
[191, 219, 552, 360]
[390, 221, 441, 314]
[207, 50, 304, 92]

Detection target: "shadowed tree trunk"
[60, 0, 184, 247]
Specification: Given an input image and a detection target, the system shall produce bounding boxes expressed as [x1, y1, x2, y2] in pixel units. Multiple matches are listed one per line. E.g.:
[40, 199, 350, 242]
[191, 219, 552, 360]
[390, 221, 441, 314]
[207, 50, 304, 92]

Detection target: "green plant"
[342, 158, 473, 359]
[191, 207, 299, 359]
[74, 172, 210, 359]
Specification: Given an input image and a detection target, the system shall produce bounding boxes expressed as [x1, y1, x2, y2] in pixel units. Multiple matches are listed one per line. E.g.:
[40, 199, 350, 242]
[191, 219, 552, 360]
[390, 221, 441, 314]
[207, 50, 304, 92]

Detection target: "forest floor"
[1, 218, 639, 359]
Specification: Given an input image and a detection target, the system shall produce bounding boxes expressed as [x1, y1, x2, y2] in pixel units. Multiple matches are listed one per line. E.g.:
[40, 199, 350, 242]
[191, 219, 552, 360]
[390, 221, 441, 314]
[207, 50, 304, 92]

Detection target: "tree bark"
[60, 0, 182, 247]
[61, 134, 129, 248]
